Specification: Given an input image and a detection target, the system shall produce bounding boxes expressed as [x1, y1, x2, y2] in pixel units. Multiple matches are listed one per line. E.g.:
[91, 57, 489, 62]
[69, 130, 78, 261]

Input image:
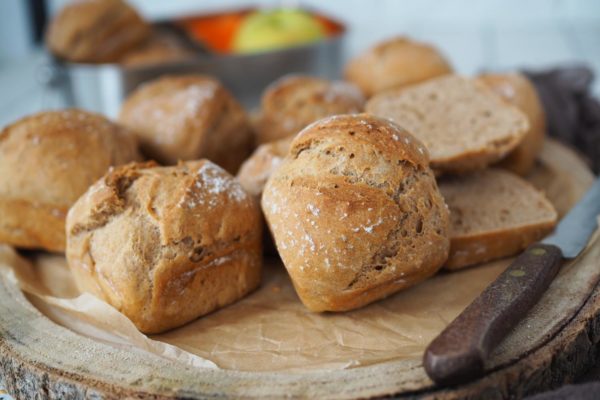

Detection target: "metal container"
[51, 11, 345, 118]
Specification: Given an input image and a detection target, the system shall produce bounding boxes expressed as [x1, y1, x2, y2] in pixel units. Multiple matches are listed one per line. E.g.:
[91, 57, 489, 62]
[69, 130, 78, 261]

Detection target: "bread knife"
[424, 176, 600, 386]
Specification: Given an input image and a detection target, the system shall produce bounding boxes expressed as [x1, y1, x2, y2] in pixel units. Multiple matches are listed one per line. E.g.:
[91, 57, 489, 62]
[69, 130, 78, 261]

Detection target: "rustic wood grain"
[0, 139, 597, 400]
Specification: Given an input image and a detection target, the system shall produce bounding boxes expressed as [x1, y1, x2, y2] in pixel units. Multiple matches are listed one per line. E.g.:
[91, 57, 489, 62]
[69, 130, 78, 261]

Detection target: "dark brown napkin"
[524, 66, 600, 174]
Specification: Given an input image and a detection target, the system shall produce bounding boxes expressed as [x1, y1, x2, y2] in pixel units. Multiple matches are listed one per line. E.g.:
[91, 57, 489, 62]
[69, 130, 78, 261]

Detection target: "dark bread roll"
[119, 75, 253, 174]
[344, 36, 452, 97]
[262, 114, 450, 311]
[46, 0, 150, 63]
[66, 160, 262, 333]
[255, 75, 365, 144]
[0, 109, 141, 252]
[237, 136, 292, 198]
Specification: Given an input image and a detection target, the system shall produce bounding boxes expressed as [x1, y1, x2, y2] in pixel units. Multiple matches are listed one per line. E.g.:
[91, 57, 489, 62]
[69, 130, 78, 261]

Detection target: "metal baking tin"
[50, 11, 346, 118]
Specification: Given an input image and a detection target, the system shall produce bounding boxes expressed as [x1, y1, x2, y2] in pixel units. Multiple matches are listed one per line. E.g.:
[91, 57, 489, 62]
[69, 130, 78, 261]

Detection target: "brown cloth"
[524, 66, 600, 174]
[523, 66, 600, 399]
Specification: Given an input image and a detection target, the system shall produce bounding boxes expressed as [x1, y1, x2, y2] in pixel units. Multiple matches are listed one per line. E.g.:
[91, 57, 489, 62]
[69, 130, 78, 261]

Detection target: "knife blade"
[424, 177, 600, 386]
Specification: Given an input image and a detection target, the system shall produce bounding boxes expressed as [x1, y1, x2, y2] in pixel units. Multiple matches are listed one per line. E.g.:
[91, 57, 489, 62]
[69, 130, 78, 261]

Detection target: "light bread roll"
[237, 136, 292, 197]
[344, 36, 452, 97]
[255, 75, 365, 144]
[119, 31, 193, 67]
[440, 169, 557, 270]
[478, 72, 546, 176]
[46, 0, 150, 63]
[262, 114, 450, 311]
[119, 75, 253, 173]
[366, 75, 530, 173]
[66, 160, 262, 333]
[0, 110, 141, 252]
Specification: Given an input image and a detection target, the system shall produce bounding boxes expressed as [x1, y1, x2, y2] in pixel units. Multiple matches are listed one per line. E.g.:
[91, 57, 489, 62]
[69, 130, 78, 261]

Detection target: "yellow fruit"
[233, 9, 326, 53]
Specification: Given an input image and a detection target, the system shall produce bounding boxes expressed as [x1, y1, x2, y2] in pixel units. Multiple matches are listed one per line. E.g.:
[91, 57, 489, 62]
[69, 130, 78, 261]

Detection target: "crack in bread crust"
[69, 162, 153, 236]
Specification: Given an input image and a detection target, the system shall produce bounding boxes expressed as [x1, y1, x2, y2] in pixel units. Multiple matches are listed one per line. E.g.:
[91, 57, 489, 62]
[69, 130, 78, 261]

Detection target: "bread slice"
[366, 75, 530, 173]
[439, 168, 557, 270]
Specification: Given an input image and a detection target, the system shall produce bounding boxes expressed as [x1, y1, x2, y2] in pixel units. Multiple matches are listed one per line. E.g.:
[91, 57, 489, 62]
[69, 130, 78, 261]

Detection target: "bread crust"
[255, 75, 365, 144]
[478, 73, 546, 176]
[119, 31, 192, 67]
[66, 160, 262, 333]
[262, 114, 450, 311]
[46, 0, 150, 63]
[237, 136, 293, 197]
[344, 36, 452, 97]
[0, 109, 141, 252]
[119, 75, 253, 174]
[445, 221, 557, 270]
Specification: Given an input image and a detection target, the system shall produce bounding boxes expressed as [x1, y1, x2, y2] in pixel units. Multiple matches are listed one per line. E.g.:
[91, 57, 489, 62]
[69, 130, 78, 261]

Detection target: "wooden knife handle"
[423, 243, 563, 386]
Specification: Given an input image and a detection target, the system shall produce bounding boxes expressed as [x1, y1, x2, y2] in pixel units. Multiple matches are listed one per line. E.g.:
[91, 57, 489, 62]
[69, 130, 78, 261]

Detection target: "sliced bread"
[439, 168, 557, 270]
[366, 75, 530, 173]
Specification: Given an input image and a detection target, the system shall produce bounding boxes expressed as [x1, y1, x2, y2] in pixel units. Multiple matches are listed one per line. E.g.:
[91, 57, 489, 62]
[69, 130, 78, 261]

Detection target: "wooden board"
[0, 139, 597, 400]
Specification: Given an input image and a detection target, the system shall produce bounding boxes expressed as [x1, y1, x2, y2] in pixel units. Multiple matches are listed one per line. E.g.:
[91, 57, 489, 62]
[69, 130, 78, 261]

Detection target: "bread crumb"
[307, 203, 320, 216]
[303, 233, 316, 252]
[363, 217, 383, 233]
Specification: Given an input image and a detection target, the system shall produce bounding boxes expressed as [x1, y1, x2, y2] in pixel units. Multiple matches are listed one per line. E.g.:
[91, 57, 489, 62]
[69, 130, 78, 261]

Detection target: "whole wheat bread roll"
[366, 75, 530, 173]
[119, 75, 253, 173]
[66, 160, 262, 334]
[478, 72, 546, 176]
[119, 31, 193, 67]
[262, 114, 450, 311]
[255, 75, 365, 144]
[46, 0, 150, 64]
[0, 110, 141, 252]
[237, 136, 292, 197]
[344, 36, 453, 97]
[440, 169, 557, 270]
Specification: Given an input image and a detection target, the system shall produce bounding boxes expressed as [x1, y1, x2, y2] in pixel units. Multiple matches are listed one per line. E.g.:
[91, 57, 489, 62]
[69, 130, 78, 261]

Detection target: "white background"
[0, 0, 599, 126]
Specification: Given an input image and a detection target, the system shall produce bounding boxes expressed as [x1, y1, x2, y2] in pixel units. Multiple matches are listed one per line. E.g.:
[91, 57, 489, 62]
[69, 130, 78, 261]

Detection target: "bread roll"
[46, 0, 150, 64]
[119, 75, 253, 173]
[237, 136, 292, 197]
[366, 75, 530, 173]
[344, 36, 452, 97]
[0, 110, 140, 252]
[478, 73, 546, 176]
[440, 169, 557, 270]
[66, 160, 262, 334]
[120, 31, 193, 67]
[262, 114, 450, 311]
[255, 75, 365, 144]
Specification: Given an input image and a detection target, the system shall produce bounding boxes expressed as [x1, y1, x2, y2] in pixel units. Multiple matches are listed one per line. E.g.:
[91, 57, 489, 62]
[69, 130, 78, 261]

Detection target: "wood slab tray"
[0, 139, 598, 400]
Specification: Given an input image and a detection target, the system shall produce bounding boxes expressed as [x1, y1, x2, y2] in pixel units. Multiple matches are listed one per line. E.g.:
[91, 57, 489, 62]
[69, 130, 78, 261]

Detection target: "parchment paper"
[0, 140, 594, 373]
[0, 248, 505, 372]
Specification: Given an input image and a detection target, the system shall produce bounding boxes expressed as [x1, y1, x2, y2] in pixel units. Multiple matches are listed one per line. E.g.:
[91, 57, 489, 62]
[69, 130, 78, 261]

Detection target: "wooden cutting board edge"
[0, 273, 598, 400]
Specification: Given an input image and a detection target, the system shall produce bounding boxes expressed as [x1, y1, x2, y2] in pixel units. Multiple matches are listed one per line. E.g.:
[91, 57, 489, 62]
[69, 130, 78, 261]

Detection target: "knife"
[424, 177, 600, 386]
